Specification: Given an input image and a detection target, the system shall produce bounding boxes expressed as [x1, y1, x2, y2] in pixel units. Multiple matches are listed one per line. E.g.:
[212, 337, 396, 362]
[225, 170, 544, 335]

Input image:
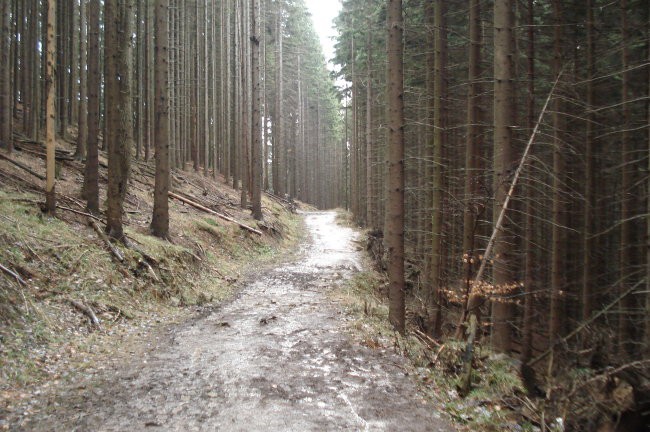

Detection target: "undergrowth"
[335, 270, 537, 432]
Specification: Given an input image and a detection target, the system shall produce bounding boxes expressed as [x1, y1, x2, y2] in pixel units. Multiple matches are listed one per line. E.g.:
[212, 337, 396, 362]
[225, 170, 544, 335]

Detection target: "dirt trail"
[7, 211, 453, 431]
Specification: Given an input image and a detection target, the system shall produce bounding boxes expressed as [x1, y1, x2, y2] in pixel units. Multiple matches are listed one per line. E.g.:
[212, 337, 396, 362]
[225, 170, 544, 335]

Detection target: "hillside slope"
[0, 138, 303, 402]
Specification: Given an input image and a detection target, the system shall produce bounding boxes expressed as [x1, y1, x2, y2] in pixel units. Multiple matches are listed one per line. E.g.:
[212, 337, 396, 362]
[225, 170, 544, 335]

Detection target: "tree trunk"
[618, 0, 635, 356]
[491, 0, 515, 352]
[45, 0, 57, 214]
[385, 0, 405, 334]
[83, 0, 100, 214]
[0, 0, 12, 152]
[273, 2, 283, 196]
[646, 0, 650, 357]
[151, 0, 170, 238]
[365, 16, 374, 228]
[460, 0, 483, 332]
[521, 0, 535, 364]
[75, 0, 88, 159]
[581, 0, 595, 324]
[549, 0, 565, 345]
[250, 0, 262, 220]
[428, 0, 447, 338]
[105, 0, 133, 241]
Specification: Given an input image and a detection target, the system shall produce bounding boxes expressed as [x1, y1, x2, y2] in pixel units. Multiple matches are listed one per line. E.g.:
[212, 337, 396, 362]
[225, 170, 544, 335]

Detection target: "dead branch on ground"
[168, 191, 262, 236]
[88, 219, 125, 262]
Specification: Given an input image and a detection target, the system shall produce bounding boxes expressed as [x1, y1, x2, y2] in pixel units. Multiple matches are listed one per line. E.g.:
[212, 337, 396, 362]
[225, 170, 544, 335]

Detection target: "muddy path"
[6, 211, 453, 431]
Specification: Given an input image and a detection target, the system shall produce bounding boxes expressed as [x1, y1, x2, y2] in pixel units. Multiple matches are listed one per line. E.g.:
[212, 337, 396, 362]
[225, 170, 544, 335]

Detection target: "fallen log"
[0, 152, 46, 180]
[88, 219, 125, 262]
[13, 142, 74, 160]
[168, 191, 262, 236]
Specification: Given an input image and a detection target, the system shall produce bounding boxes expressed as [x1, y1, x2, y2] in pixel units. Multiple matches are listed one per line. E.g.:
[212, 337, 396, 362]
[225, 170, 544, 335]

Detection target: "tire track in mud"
[9, 211, 453, 431]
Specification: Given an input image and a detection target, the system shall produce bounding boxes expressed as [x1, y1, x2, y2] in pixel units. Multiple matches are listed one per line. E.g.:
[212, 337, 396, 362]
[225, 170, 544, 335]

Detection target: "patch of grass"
[0, 189, 304, 390]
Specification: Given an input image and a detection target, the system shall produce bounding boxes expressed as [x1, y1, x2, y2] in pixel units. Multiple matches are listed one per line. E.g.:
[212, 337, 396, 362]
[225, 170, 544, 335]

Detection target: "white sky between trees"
[304, 0, 342, 70]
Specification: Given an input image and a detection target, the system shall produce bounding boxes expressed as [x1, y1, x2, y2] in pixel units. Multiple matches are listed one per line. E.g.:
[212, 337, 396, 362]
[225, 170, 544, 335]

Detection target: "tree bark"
[45, 0, 57, 214]
[491, 0, 515, 352]
[385, 0, 405, 334]
[428, 0, 447, 338]
[618, 0, 635, 356]
[83, 0, 100, 214]
[521, 0, 536, 364]
[75, 0, 88, 160]
[365, 16, 374, 228]
[151, 0, 170, 238]
[250, 0, 262, 220]
[582, 0, 595, 324]
[273, 2, 284, 196]
[461, 0, 482, 332]
[549, 0, 566, 345]
[105, 0, 133, 241]
[0, 1, 13, 152]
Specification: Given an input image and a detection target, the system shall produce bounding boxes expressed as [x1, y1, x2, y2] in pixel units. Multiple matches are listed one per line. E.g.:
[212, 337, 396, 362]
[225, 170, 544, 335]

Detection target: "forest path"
[10, 211, 453, 431]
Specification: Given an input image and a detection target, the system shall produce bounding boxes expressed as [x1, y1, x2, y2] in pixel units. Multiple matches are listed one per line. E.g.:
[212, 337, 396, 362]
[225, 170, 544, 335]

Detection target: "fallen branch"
[0, 152, 46, 180]
[138, 259, 160, 282]
[432, 343, 446, 364]
[459, 69, 564, 332]
[57, 204, 103, 223]
[13, 142, 75, 161]
[413, 328, 442, 347]
[168, 191, 263, 236]
[88, 219, 125, 262]
[0, 263, 28, 286]
[66, 297, 101, 327]
[264, 191, 298, 212]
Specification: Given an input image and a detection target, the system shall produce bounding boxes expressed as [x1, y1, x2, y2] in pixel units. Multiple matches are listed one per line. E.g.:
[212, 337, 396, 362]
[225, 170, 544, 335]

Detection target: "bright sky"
[303, 0, 342, 69]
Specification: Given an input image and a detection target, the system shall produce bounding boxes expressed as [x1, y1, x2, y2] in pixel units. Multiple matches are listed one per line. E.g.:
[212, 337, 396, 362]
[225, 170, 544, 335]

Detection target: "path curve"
[10, 211, 453, 431]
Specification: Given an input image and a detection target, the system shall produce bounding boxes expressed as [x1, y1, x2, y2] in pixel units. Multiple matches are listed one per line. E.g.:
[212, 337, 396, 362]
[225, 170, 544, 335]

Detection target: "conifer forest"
[1, 0, 650, 430]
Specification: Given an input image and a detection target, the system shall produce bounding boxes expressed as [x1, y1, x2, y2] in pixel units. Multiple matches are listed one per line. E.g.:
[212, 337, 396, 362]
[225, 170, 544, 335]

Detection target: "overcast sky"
[303, 0, 342, 69]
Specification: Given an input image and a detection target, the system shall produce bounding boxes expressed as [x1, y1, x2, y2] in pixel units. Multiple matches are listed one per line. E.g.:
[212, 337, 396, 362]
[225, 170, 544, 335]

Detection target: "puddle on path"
[8, 211, 453, 431]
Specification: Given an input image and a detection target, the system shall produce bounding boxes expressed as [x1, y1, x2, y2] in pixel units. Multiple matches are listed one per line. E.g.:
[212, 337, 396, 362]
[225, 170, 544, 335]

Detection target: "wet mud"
[6, 212, 453, 431]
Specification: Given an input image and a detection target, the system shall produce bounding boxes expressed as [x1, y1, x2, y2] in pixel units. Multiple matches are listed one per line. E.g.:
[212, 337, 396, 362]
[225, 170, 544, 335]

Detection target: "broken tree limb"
[66, 297, 101, 327]
[0, 152, 46, 180]
[88, 219, 125, 262]
[168, 191, 263, 236]
[0, 263, 28, 286]
[458, 70, 564, 334]
[413, 328, 442, 347]
[57, 204, 104, 223]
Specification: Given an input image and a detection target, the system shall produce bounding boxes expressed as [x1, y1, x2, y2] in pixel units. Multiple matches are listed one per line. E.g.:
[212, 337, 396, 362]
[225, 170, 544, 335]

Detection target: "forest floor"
[2, 211, 454, 431]
[0, 140, 455, 431]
